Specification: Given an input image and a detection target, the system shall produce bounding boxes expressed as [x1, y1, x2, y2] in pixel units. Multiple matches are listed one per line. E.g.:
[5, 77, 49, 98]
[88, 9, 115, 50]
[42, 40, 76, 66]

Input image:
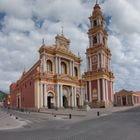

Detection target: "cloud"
[0, 0, 140, 92]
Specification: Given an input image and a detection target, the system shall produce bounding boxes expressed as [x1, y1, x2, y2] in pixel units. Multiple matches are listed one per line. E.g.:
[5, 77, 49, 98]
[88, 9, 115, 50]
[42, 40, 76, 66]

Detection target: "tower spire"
[42, 38, 45, 45]
[96, 0, 98, 4]
[61, 26, 64, 35]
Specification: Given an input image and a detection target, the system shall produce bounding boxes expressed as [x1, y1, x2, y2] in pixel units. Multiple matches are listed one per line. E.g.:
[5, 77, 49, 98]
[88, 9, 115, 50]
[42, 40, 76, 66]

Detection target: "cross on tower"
[96, 0, 98, 4]
[61, 26, 64, 35]
[42, 38, 45, 45]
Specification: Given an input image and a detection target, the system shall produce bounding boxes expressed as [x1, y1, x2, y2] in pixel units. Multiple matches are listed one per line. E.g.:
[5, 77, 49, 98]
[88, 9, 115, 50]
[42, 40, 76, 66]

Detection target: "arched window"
[94, 20, 97, 27]
[74, 67, 78, 77]
[61, 62, 67, 74]
[47, 60, 53, 72]
[93, 35, 97, 44]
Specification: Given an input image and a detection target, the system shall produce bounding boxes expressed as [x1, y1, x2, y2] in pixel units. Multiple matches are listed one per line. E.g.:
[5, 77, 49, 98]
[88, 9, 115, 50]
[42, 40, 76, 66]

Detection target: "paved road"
[0, 106, 140, 140]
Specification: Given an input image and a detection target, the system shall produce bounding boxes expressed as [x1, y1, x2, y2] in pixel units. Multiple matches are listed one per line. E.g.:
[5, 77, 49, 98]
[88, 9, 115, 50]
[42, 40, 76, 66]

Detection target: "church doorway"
[47, 93, 54, 109]
[76, 94, 80, 107]
[76, 97, 79, 107]
[63, 95, 68, 108]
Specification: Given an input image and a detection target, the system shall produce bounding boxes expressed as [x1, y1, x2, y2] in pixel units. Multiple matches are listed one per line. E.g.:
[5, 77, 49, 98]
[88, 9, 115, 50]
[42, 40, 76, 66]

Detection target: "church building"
[9, 2, 114, 110]
[10, 34, 85, 110]
[83, 3, 115, 108]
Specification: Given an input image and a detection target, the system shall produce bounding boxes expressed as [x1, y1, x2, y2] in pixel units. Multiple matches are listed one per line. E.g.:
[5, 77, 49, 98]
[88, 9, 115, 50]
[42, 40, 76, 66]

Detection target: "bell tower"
[83, 2, 115, 108]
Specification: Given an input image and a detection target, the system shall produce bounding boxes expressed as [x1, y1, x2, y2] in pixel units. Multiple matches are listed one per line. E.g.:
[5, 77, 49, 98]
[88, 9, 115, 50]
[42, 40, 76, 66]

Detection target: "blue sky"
[0, 0, 140, 92]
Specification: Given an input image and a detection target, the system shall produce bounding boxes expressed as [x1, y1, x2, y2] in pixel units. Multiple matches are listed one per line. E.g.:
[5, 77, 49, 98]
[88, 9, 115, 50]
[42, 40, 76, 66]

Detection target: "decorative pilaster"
[102, 79, 105, 101]
[74, 87, 77, 107]
[71, 86, 74, 107]
[97, 79, 101, 101]
[89, 81, 92, 102]
[60, 85, 63, 107]
[40, 82, 43, 108]
[44, 84, 47, 107]
[55, 56, 58, 73]
[57, 84, 60, 108]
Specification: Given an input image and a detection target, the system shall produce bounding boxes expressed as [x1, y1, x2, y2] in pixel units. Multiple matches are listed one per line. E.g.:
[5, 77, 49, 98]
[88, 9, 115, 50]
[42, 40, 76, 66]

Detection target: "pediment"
[60, 75, 77, 81]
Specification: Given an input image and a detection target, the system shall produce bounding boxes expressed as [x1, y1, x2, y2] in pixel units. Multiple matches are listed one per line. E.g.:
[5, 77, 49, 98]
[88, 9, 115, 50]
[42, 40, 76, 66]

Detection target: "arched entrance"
[47, 92, 54, 109]
[62, 86, 70, 108]
[63, 95, 68, 108]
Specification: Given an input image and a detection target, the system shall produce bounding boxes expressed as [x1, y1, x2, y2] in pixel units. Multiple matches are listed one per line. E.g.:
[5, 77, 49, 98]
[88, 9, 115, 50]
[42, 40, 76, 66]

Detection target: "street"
[0, 106, 140, 140]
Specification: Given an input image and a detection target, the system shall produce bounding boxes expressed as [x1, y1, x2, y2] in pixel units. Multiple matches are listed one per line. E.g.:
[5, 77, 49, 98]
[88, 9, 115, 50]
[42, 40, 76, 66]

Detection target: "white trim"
[44, 84, 47, 107]
[37, 81, 40, 109]
[74, 87, 77, 107]
[57, 84, 60, 108]
[72, 61, 74, 76]
[97, 79, 101, 101]
[97, 53, 99, 69]
[89, 57, 92, 71]
[71, 86, 74, 107]
[60, 85, 63, 107]
[102, 79, 105, 101]
[55, 57, 58, 73]
[106, 80, 108, 101]
[89, 81, 92, 102]
[40, 82, 43, 108]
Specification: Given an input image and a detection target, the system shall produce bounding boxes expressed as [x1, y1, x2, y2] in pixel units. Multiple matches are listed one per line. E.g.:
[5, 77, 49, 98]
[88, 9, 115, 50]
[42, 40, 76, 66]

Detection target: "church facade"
[10, 34, 85, 110]
[9, 2, 114, 110]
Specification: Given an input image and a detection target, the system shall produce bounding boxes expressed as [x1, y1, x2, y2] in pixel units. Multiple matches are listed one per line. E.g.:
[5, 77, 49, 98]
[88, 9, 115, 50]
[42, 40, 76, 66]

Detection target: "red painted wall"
[87, 81, 89, 101]
[108, 81, 111, 101]
[20, 78, 35, 108]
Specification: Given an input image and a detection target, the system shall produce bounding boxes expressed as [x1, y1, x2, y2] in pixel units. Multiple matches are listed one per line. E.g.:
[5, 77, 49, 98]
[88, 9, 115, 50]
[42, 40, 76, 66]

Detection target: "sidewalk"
[0, 108, 27, 130]
[0, 105, 138, 130]
[40, 105, 138, 121]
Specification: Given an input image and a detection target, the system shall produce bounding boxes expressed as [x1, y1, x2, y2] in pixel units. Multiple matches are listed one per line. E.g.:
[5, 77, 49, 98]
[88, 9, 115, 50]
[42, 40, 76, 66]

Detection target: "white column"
[55, 57, 58, 73]
[89, 57, 92, 71]
[106, 80, 108, 101]
[72, 61, 74, 76]
[110, 82, 113, 102]
[74, 87, 77, 107]
[86, 56, 88, 71]
[34, 80, 38, 108]
[37, 81, 40, 109]
[71, 87, 74, 107]
[97, 79, 101, 101]
[111, 82, 114, 102]
[89, 81, 92, 102]
[40, 82, 43, 108]
[70, 61, 72, 76]
[126, 96, 128, 105]
[59, 57, 61, 74]
[97, 33, 100, 44]
[85, 81, 88, 101]
[44, 84, 47, 107]
[101, 54, 103, 68]
[102, 79, 105, 101]
[60, 85, 63, 107]
[42, 53, 46, 73]
[80, 88, 84, 106]
[57, 84, 60, 108]
[97, 54, 100, 69]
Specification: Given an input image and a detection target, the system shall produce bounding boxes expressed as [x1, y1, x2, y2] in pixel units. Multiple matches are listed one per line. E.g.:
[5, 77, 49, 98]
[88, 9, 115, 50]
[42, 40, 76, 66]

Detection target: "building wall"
[114, 90, 140, 106]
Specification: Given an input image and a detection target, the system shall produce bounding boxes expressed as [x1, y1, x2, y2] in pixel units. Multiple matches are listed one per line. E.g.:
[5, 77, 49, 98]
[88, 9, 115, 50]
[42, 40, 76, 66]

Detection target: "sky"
[0, 0, 140, 93]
